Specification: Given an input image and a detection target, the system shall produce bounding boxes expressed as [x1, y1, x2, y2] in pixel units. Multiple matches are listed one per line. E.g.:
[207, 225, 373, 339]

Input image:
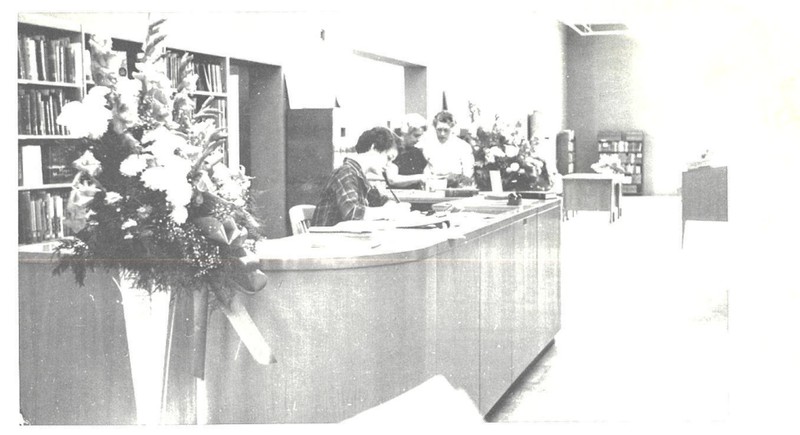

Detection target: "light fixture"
[566, 22, 629, 36]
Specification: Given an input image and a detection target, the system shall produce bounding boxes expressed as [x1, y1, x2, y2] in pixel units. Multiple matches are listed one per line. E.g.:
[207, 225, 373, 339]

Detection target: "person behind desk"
[311, 126, 409, 227]
[385, 113, 428, 189]
[420, 110, 475, 187]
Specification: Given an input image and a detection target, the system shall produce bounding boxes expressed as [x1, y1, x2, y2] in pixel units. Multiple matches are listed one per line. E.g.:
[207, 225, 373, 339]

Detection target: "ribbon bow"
[189, 208, 274, 379]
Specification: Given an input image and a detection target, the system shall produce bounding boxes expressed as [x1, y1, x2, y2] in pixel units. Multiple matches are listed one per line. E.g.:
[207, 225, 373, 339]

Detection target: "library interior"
[13, 5, 800, 430]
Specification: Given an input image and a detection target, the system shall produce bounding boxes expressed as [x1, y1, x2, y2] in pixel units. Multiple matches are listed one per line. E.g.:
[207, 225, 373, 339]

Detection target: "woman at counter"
[311, 126, 410, 227]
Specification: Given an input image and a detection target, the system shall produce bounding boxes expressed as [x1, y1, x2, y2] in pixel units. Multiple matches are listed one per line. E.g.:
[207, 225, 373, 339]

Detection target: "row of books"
[622, 184, 640, 194]
[18, 34, 82, 83]
[597, 140, 644, 152]
[605, 152, 643, 165]
[197, 62, 225, 93]
[208, 99, 228, 128]
[19, 190, 74, 244]
[19, 143, 80, 186]
[18, 88, 75, 136]
[164, 52, 225, 92]
[620, 164, 642, 175]
[597, 130, 644, 142]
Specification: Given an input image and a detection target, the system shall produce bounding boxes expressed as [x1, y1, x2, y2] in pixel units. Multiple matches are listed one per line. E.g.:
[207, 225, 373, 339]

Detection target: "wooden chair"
[288, 204, 316, 235]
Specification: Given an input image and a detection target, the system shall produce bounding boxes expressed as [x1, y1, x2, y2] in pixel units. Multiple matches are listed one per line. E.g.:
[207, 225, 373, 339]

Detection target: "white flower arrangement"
[54, 17, 266, 302]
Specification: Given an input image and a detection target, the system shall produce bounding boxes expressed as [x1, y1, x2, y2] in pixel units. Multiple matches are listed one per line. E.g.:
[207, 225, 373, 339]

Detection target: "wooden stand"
[681, 166, 728, 247]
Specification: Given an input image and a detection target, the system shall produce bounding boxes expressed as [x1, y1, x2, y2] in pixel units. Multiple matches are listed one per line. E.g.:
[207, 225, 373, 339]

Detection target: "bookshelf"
[17, 14, 234, 245]
[555, 130, 575, 175]
[17, 17, 85, 244]
[597, 130, 645, 195]
[164, 49, 229, 129]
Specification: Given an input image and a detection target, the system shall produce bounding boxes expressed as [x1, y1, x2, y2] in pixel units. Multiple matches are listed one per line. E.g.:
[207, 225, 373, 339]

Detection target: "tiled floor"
[487, 195, 732, 425]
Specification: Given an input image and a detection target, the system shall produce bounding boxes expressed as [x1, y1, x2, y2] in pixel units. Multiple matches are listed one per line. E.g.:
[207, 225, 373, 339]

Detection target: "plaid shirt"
[311, 158, 387, 227]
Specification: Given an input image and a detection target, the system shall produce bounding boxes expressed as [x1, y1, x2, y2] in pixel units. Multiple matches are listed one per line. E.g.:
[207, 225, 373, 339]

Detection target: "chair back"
[288, 204, 316, 235]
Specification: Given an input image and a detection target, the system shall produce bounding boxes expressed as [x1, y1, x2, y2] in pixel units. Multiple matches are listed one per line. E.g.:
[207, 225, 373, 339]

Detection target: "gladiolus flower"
[73, 151, 103, 177]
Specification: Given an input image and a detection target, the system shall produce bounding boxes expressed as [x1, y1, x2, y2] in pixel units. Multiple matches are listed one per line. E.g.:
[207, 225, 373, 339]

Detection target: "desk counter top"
[255, 197, 559, 271]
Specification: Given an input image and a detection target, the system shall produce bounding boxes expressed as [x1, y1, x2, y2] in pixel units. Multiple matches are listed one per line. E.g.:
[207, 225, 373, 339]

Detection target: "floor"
[486, 195, 732, 426]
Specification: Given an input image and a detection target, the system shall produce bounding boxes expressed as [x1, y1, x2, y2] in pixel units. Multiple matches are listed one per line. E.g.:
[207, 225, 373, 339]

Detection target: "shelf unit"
[17, 14, 233, 245]
[17, 17, 85, 244]
[597, 130, 644, 195]
[555, 129, 575, 175]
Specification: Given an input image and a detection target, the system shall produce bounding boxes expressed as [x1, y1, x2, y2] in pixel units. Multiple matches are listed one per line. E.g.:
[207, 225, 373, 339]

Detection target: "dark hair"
[432, 111, 454, 126]
[355, 126, 396, 153]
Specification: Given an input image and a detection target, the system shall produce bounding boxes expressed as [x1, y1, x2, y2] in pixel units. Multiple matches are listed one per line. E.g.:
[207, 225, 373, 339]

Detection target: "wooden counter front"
[202, 198, 562, 422]
[18, 248, 137, 425]
[18, 197, 562, 424]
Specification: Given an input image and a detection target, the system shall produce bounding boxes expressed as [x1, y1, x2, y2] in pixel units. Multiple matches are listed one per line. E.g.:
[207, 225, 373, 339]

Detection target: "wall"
[28, 10, 568, 189]
[565, 32, 654, 190]
[341, 11, 569, 163]
[563, 3, 789, 196]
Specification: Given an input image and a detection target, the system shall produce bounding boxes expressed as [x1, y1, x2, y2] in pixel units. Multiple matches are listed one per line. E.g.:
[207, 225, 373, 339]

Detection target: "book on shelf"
[18, 88, 71, 135]
[598, 131, 623, 142]
[33, 35, 47, 81]
[18, 190, 70, 244]
[19, 35, 37, 80]
[43, 143, 80, 184]
[84, 49, 92, 81]
[211, 99, 227, 128]
[195, 61, 223, 92]
[18, 33, 79, 83]
[20, 145, 44, 186]
[67, 41, 81, 83]
[623, 130, 644, 142]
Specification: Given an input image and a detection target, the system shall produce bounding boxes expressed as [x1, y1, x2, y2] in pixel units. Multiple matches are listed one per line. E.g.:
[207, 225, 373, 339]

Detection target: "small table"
[561, 173, 623, 223]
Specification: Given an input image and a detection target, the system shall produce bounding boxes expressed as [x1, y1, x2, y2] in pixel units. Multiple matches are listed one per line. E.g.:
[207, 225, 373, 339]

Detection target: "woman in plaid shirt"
[311, 126, 408, 227]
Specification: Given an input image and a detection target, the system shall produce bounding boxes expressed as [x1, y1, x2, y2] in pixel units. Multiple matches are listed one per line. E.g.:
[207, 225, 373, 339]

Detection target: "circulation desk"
[201, 197, 562, 423]
[18, 196, 562, 424]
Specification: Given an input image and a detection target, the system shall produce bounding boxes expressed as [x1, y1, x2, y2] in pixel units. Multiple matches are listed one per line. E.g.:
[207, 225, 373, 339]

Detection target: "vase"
[115, 271, 172, 425]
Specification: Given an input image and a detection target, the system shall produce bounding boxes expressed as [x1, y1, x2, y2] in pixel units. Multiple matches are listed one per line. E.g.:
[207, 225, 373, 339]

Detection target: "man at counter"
[420, 111, 475, 185]
[385, 113, 428, 189]
[311, 126, 410, 227]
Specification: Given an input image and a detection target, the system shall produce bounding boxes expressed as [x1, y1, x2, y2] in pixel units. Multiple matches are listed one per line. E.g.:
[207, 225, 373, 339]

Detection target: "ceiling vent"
[567, 23, 629, 35]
